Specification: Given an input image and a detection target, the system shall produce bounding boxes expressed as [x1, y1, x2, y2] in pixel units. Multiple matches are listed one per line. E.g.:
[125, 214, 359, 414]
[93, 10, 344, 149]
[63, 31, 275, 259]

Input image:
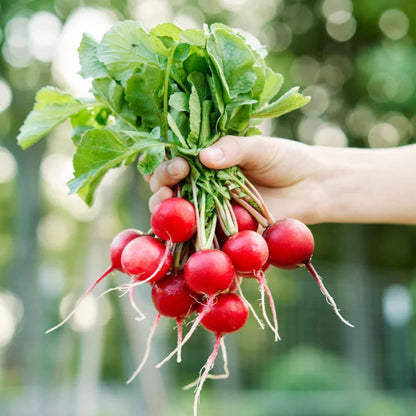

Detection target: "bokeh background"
[1, 0, 415, 415]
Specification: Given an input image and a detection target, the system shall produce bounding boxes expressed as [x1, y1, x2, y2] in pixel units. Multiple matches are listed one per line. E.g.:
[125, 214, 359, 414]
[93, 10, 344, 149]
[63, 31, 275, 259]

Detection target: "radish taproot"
[263, 218, 353, 327]
[46, 228, 143, 333]
[223, 230, 280, 340]
[127, 272, 200, 383]
[192, 293, 249, 416]
[156, 250, 235, 368]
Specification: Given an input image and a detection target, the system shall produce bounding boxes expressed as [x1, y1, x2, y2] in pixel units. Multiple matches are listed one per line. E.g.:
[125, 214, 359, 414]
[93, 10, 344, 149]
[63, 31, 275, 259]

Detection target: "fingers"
[148, 157, 189, 193]
[198, 135, 279, 172]
[149, 186, 173, 212]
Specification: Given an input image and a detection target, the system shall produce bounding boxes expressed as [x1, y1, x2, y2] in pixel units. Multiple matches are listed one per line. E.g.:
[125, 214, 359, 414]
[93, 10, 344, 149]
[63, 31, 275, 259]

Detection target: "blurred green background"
[1, 0, 415, 415]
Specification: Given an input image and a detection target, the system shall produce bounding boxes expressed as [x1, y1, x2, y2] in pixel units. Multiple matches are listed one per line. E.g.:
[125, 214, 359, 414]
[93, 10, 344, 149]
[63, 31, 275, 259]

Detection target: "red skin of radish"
[121, 236, 172, 283]
[151, 273, 199, 319]
[197, 293, 249, 336]
[110, 229, 143, 271]
[232, 203, 258, 231]
[151, 197, 197, 243]
[184, 249, 235, 296]
[228, 274, 242, 293]
[263, 218, 314, 269]
[217, 203, 258, 244]
[222, 230, 269, 273]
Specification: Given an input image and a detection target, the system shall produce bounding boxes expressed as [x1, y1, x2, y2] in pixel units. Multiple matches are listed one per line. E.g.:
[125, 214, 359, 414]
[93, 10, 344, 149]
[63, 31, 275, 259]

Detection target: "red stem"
[230, 190, 269, 228]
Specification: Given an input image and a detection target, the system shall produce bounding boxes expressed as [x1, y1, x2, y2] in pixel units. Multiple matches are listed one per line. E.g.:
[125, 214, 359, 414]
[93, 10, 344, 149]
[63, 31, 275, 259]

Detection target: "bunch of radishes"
[16, 20, 354, 416]
[48, 192, 352, 416]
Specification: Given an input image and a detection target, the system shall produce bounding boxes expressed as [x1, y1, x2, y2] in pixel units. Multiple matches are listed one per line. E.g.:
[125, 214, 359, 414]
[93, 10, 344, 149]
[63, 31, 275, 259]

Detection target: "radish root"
[256, 271, 281, 341]
[126, 313, 161, 384]
[183, 337, 228, 390]
[236, 277, 265, 330]
[192, 335, 222, 416]
[305, 262, 354, 328]
[45, 265, 114, 334]
[156, 295, 215, 368]
[176, 318, 183, 363]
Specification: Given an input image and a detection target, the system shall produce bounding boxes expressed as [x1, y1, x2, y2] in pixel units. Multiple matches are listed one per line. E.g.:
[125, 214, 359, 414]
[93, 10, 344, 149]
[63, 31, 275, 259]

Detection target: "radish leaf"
[97, 20, 168, 84]
[125, 64, 165, 128]
[17, 87, 87, 149]
[91, 78, 137, 128]
[78, 33, 108, 79]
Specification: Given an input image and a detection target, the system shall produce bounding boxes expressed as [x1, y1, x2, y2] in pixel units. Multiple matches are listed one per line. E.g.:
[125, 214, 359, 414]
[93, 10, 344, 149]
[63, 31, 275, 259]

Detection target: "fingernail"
[201, 146, 224, 162]
[167, 161, 179, 176]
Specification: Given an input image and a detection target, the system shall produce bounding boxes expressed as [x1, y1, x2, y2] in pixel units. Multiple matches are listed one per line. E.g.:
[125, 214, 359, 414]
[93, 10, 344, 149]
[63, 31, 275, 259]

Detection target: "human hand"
[146, 135, 331, 224]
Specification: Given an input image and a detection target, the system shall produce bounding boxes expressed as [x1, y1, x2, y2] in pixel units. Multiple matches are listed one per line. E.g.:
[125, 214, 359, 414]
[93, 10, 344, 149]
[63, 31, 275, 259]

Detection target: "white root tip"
[192, 336, 222, 416]
[236, 276, 265, 330]
[176, 318, 183, 363]
[305, 262, 354, 328]
[183, 337, 229, 390]
[156, 296, 215, 369]
[126, 313, 161, 384]
[46, 266, 114, 334]
[128, 284, 146, 321]
[257, 272, 281, 341]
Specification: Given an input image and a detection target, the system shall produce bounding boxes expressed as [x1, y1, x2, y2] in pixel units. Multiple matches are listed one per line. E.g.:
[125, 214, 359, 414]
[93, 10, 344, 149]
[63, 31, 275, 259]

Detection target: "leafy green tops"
[17, 20, 310, 206]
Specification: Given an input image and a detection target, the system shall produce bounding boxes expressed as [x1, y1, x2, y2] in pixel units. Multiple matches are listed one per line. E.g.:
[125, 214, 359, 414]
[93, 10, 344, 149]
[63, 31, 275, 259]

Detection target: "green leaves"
[69, 128, 166, 205]
[125, 64, 165, 128]
[207, 27, 257, 102]
[91, 78, 137, 128]
[253, 87, 311, 119]
[17, 87, 88, 149]
[97, 20, 167, 84]
[78, 34, 108, 79]
[18, 21, 310, 206]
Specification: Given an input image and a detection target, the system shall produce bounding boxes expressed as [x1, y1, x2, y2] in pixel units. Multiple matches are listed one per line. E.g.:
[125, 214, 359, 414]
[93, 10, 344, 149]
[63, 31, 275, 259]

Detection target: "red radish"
[151, 197, 197, 243]
[198, 292, 249, 336]
[192, 293, 248, 416]
[127, 272, 200, 384]
[263, 218, 314, 269]
[222, 230, 268, 273]
[216, 203, 258, 244]
[222, 230, 279, 340]
[263, 218, 353, 327]
[46, 228, 143, 333]
[121, 236, 172, 283]
[232, 203, 258, 232]
[151, 272, 199, 319]
[184, 249, 235, 295]
[110, 229, 144, 271]
[156, 249, 235, 368]
[121, 236, 173, 319]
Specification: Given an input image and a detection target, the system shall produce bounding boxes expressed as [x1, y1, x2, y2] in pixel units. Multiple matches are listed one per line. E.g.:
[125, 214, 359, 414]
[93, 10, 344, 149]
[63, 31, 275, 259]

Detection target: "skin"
[146, 135, 416, 225]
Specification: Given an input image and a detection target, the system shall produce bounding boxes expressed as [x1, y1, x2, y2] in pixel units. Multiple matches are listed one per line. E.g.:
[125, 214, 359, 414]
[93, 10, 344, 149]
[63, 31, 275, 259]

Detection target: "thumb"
[199, 135, 276, 171]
